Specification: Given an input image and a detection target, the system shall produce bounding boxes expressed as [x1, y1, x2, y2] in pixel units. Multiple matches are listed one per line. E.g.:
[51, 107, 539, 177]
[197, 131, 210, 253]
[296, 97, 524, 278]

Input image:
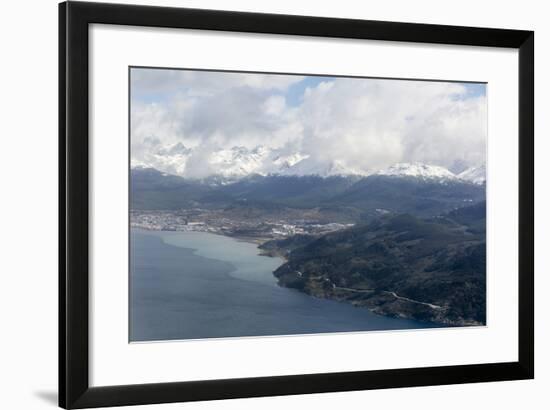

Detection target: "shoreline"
[132, 225, 270, 244]
[131, 226, 476, 328]
[132, 225, 288, 269]
[131, 225, 287, 258]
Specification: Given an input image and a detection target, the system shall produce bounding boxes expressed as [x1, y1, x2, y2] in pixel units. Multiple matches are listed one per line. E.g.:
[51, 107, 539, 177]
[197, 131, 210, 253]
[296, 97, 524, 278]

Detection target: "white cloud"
[131, 69, 486, 178]
[296, 79, 486, 173]
[131, 68, 303, 97]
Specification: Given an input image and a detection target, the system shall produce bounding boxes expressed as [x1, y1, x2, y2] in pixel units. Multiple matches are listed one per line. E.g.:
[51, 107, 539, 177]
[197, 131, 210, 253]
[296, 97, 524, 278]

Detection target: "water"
[130, 228, 436, 341]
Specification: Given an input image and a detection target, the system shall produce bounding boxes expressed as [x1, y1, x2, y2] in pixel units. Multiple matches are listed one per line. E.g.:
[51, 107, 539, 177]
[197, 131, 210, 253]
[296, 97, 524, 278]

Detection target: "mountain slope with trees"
[264, 204, 486, 325]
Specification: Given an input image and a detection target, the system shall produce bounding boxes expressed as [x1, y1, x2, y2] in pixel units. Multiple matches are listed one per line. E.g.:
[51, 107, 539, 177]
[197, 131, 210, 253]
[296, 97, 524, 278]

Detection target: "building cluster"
[130, 209, 354, 240]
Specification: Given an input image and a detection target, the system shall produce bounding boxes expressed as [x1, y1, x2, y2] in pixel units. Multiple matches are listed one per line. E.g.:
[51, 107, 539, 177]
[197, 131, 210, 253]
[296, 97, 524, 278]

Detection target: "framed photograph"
[59, 1, 534, 408]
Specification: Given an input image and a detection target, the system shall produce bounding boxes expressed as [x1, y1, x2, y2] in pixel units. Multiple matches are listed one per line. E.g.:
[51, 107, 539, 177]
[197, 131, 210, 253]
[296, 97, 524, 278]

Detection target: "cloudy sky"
[130, 67, 487, 178]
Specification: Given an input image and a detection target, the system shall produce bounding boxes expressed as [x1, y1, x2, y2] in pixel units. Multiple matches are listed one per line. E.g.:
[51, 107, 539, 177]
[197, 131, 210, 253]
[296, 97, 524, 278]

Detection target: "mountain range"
[131, 164, 486, 220]
[132, 143, 486, 183]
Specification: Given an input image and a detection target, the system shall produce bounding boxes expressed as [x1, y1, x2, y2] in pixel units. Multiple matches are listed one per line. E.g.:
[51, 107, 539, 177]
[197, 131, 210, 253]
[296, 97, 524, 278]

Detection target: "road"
[328, 280, 443, 310]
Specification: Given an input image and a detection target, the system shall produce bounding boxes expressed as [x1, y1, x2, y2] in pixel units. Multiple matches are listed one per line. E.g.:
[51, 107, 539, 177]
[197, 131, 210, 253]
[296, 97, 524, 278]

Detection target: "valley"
[130, 163, 487, 327]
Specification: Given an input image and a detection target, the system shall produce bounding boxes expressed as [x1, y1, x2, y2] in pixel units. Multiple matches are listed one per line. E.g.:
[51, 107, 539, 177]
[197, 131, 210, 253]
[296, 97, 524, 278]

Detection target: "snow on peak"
[272, 153, 309, 171]
[457, 164, 486, 185]
[208, 145, 271, 178]
[132, 141, 485, 184]
[279, 158, 367, 178]
[377, 162, 457, 180]
[130, 158, 149, 169]
[131, 142, 367, 179]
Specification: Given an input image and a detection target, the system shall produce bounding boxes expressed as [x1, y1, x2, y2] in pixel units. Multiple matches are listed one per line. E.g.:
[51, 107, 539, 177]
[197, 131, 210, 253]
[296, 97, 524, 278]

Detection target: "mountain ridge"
[130, 165, 486, 219]
[132, 145, 485, 184]
[265, 207, 486, 326]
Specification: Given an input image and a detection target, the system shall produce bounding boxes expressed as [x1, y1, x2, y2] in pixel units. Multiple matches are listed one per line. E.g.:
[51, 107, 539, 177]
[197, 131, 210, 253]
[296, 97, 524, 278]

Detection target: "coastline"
[275, 281, 481, 328]
[131, 226, 474, 328]
[133, 226, 286, 288]
[132, 225, 269, 244]
[131, 224, 287, 258]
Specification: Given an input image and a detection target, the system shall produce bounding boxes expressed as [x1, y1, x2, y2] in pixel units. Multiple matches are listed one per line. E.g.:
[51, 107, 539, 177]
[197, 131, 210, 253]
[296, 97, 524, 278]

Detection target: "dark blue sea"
[130, 228, 436, 341]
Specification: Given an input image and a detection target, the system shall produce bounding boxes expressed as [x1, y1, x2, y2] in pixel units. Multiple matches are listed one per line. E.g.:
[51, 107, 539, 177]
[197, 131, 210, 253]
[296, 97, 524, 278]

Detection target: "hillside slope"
[269, 207, 486, 325]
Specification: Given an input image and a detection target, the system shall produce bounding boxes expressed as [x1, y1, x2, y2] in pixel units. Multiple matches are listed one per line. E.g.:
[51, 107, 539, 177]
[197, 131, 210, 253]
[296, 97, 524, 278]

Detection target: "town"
[130, 208, 354, 242]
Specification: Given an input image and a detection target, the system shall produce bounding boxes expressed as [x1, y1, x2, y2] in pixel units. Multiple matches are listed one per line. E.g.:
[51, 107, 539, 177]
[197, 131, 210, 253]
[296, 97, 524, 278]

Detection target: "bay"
[130, 228, 437, 341]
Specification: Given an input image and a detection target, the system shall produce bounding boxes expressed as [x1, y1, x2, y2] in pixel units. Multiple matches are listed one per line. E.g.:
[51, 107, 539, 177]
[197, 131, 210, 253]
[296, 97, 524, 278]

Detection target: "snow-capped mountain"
[272, 153, 309, 171]
[375, 162, 487, 185]
[377, 162, 458, 181]
[132, 143, 365, 179]
[208, 145, 270, 178]
[133, 143, 269, 179]
[279, 158, 367, 178]
[132, 142, 192, 176]
[132, 142, 485, 185]
[458, 165, 486, 185]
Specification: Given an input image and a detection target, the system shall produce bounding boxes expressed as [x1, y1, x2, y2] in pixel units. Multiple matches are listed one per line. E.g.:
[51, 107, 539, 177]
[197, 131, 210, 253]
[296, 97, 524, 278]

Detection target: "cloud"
[131, 68, 303, 98]
[131, 68, 486, 177]
[295, 78, 486, 172]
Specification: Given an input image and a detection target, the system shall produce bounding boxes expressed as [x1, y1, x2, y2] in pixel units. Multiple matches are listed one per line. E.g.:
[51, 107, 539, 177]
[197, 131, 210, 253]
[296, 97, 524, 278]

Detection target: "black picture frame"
[59, 1, 534, 408]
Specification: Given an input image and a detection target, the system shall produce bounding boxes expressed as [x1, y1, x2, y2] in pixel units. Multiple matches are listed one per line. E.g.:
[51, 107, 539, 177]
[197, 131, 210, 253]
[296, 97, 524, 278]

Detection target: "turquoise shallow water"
[130, 228, 438, 341]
